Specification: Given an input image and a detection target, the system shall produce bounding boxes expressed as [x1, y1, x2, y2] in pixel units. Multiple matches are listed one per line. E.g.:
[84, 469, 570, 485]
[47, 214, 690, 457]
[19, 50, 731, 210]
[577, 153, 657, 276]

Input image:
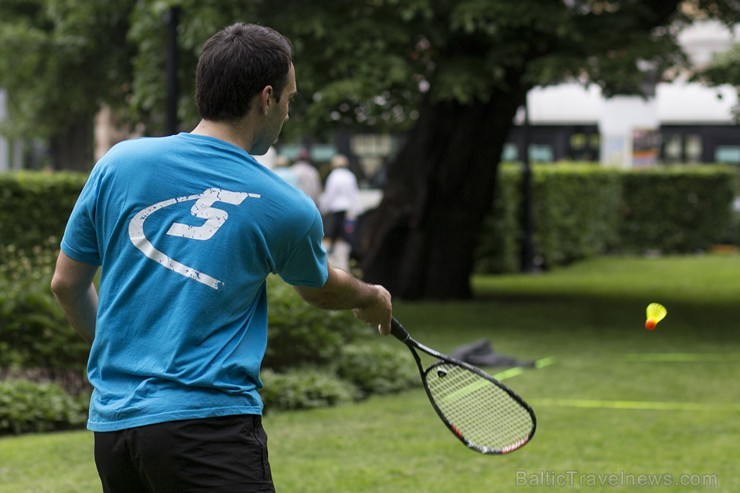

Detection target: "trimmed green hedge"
[620, 167, 735, 253]
[2, 167, 735, 275]
[534, 164, 623, 268]
[0, 172, 87, 254]
[476, 163, 737, 273]
[475, 166, 522, 274]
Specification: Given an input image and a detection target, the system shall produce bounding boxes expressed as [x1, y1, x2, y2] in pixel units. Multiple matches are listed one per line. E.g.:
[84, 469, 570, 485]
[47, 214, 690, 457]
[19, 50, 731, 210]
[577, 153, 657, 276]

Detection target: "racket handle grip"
[390, 318, 410, 342]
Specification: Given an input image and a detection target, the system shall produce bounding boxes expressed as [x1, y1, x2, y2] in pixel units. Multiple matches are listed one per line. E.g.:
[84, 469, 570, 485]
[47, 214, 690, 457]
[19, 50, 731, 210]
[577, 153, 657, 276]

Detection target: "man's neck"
[191, 119, 253, 152]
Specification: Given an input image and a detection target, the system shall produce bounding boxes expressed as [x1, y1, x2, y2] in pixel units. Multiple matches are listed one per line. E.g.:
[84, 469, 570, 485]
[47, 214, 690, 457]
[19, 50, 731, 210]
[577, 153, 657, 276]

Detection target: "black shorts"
[323, 210, 348, 242]
[94, 414, 274, 493]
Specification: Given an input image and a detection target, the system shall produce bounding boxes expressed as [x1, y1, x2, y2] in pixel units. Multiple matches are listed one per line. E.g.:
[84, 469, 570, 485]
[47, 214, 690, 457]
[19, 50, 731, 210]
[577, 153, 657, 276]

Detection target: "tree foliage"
[2, 1, 737, 141]
[702, 41, 740, 86]
[0, 0, 135, 139]
[695, 41, 740, 122]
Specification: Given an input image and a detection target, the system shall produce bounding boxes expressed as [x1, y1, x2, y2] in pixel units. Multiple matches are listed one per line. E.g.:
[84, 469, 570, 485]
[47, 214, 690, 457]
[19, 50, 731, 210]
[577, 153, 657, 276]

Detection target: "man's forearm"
[297, 267, 376, 310]
[53, 284, 98, 344]
[51, 252, 99, 344]
[294, 266, 392, 333]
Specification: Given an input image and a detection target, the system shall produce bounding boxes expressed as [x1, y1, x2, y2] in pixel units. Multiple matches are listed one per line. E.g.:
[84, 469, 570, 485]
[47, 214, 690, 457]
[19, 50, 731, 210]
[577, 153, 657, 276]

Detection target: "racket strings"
[424, 363, 533, 453]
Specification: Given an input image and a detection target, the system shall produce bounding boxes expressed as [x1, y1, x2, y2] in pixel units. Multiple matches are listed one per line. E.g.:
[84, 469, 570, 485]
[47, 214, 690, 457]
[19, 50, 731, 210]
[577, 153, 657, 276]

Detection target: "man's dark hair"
[195, 23, 294, 121]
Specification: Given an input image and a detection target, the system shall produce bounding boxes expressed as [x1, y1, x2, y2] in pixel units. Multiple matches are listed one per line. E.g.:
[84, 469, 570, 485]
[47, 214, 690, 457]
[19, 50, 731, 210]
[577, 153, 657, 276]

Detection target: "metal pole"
[165, 7, 180, 135]
[520, 95, 535, 273]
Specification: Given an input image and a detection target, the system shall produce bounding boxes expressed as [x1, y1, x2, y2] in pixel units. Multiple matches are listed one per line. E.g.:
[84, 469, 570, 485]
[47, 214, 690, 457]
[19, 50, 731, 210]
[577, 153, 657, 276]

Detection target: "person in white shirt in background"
[291, 148, 322, 207]
[319, 153, 359, 270]
[253, 145, 277, 169]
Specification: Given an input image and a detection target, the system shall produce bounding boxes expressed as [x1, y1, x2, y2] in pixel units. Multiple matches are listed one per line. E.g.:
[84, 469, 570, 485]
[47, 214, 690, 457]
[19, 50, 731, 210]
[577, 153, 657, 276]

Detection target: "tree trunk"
[360, 86, 527, 299]
[49, 117, 94, 171]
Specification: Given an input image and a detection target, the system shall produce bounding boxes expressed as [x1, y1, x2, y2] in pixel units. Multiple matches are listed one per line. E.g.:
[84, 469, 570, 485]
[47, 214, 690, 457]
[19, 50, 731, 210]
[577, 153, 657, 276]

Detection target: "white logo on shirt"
[128, 188, 261, 289]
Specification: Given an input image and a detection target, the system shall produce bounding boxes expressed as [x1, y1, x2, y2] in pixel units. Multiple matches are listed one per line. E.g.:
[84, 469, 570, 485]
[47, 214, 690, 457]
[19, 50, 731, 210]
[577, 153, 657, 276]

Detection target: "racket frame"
[391, 318, 537, 454]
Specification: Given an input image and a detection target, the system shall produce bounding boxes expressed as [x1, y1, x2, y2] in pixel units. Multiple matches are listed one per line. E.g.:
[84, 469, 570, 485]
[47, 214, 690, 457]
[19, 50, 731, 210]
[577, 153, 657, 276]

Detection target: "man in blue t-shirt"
[51, 23, 392, 493]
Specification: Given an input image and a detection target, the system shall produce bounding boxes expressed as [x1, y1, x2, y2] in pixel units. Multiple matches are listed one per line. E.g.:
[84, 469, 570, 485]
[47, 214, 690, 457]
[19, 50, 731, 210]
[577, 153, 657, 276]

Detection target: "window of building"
[501, 143, 518, 162]
[530, 145, 553, 162]
[570, 133, 587, 150]
[663, 134, 682, 163]
[715, 146, 740, 164]
[685, 135, 702, 163]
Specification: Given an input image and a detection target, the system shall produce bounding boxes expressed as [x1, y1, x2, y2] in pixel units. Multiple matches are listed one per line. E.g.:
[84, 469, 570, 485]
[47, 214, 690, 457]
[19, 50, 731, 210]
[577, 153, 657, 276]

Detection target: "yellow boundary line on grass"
[623, 353, 739, 362]
[531, 398, 740, 412]
[491, 355, 739, 412]
[492, 356, 557, 382]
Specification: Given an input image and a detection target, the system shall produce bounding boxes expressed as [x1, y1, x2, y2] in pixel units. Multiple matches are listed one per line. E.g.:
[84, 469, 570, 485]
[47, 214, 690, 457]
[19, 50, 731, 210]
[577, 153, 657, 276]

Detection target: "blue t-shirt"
[61, 133, 328, 431]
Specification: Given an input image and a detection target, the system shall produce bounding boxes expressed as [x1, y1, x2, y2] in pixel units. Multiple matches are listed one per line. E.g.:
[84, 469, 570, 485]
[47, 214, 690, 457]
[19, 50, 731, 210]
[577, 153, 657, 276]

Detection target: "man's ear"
[259, 86, 273, 115]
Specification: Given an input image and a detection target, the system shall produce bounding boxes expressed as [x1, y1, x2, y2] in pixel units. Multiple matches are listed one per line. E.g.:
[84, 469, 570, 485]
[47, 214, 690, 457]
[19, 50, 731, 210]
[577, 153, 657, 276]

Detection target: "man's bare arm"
[51, 252, 99, 344]
[294, 266, 392, 334]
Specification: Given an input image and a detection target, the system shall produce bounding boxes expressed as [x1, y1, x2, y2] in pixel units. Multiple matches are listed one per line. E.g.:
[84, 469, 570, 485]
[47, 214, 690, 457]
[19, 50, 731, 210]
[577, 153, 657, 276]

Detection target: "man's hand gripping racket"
[390, 318, 536, 454]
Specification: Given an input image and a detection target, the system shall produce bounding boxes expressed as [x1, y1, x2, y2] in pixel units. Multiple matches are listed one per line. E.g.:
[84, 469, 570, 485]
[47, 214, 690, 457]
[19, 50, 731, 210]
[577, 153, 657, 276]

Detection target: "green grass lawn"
[1, 254, 738, 492]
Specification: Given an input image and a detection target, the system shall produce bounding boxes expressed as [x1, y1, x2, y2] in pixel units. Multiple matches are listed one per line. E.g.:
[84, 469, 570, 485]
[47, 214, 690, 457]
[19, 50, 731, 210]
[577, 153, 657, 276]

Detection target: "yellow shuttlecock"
[645, 303, 667, 330]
